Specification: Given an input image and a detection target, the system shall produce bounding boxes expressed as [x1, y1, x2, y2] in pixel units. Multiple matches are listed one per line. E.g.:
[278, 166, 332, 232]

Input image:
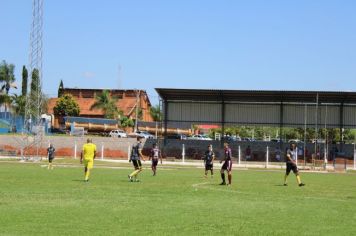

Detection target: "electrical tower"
[19, 0, 44, 161]
[25, 0, 44, 131]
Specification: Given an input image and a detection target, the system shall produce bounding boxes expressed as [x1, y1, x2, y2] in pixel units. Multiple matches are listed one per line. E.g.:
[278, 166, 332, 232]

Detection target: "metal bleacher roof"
[155, 88, 356, 104]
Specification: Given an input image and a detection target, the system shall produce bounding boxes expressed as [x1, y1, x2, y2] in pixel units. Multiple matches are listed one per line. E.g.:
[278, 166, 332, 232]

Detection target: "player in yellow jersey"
[80, 138, 97, 182]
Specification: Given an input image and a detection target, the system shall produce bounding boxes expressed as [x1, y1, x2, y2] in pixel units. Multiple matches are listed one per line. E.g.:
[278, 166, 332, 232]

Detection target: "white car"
[135, 131, 155, 139]
[188, 135, 213, 141]
[109, 129, 127, 138]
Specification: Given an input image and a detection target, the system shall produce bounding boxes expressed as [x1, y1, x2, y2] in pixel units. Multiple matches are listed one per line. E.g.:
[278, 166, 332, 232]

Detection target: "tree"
[0, 60, 17, 113]
[150, 104, 162, 121]
[10, 94, 26, 116]
[53, 94, 80, 117]
[120, 116, 134, 128]
[21, 66, 28, 96]
[58, 79, 64, 97]
[90, 90, 120, 119]
[30, 68, 40, 97]
[0, 60, 16, 95]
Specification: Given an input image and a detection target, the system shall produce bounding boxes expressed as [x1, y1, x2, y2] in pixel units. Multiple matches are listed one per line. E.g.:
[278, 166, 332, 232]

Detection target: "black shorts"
[205, 163, 213, 171]
[48, 158, 54, 163]
[132, 160, 142, 170]
[221, 160, 232, 172]
[286, 162, 298, 175]
[152, 159, 158, 167]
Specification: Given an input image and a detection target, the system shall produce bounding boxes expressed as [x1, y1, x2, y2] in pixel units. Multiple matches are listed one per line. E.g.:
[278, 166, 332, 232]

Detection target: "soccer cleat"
[299, 183, 305, 187]
[219, 182, 226, 185]
[284, 183, 288, 186]
[135, 179, 140, 182]
[128, 175, 133, 182]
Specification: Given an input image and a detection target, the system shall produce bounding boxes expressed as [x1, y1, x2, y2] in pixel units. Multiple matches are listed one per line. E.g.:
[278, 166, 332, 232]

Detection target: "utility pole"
[134, 90, 140, 132]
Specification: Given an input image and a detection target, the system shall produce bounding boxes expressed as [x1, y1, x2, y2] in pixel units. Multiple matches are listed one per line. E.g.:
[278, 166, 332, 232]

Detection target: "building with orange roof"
[47, 87, 153, 129]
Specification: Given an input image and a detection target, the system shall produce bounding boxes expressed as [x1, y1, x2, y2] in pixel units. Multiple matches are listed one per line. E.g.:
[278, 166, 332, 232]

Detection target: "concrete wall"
[0, 135, 354, 162]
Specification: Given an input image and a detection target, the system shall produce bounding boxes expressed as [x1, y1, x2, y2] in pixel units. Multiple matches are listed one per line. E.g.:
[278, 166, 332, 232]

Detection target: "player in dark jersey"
[149, 143, 162, 176]
[204, 144, 215, 178]
[47, 143, 55, 170]
[220, 142, 233, 186]
[128, 137, 146, 182]
[284, 142, 305, 187]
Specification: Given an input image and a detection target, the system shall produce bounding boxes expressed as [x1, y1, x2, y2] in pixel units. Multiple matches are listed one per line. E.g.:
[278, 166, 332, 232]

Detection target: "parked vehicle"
[109, 129, 127, 138]
[134, 131, 155, 139]
[271, 138, 282, 143]
[241, 137, 255, 142]
[224, 135, 241, 142]
[188, 134, 213, 141]
[311, 139, 325, 144]
[288, 139, 302, 143]
[167, 134, 187, 140]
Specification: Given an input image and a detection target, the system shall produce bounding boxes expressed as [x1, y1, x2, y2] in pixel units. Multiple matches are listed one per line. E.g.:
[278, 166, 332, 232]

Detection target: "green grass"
[0, 160, 356, 236]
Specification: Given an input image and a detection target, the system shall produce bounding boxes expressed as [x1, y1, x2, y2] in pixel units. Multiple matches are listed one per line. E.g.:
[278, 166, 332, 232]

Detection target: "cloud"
[82, 71, 95, 79]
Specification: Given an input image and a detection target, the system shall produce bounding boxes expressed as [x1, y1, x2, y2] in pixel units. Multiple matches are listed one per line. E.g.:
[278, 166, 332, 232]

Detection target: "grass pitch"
[0, 159, 355, 236]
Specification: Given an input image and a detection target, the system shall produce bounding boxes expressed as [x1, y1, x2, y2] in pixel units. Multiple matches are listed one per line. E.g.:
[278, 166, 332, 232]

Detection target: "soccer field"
[0, 160, 355, 236]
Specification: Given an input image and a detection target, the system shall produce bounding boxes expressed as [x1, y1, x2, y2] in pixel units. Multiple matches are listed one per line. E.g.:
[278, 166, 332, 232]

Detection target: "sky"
[1, 0, 356, 104]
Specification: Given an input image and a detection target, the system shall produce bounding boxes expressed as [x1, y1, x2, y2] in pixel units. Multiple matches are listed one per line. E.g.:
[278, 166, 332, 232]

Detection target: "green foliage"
[21, 66, 28, 96]
[120, 116, 134, 128]
[150, 105, 162, 121]
[53, 94, 80, 116]
[0, 60, 16, 95]
[10, 94, 26, 116]
[58, 79, 64, 97]
[0, 161, 356, 235]
[90, 90, 120, 119]
[207, 125, 354, 143]
[30, 68, 40, 97]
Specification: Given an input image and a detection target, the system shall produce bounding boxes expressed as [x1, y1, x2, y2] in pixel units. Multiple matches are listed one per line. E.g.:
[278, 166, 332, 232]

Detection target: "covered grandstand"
[156, 88, 356, 154]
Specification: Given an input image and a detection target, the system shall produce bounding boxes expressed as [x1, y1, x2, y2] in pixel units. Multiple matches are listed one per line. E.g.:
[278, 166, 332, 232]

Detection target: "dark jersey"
[151, 147, 160, 160]
[224, 147, 232, 161]
[204, 151, 215, 164]
[131, 142, 143, 161]
[47, 147, 55, 159]
[286, 148, 297, 163]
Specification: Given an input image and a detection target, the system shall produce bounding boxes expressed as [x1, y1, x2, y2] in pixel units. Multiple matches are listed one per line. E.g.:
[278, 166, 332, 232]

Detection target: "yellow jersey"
[82, 143, 97, 160]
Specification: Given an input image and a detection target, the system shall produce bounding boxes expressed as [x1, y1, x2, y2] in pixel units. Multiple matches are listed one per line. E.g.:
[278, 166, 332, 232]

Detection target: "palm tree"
[0, 60, 17, 94]
[10, 94, 26, 116]
[0, 60, 17, 113]
[150, 104, 162, 122]
[90, 90, 121, 119]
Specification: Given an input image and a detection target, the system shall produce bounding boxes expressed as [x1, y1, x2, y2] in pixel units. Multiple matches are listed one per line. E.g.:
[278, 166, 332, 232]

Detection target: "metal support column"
[221, 93, 225, 147]
[279, 102, 284, 148]
[163, 99, 168, 146]
[339, 102, 344, 152]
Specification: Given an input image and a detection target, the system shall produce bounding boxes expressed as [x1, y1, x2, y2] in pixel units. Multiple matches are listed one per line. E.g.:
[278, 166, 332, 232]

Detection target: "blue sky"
[1, 0, 356, 104]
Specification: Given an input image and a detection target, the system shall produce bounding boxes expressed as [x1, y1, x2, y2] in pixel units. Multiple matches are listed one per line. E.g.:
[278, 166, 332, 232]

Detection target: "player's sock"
[133, 169, 142, 178]
[284, 174, 288, 185]
[228, 174, 232, 185]
[85, 170, 90, 181]
[129, 170, 139, 177]
[221, 173, 225, 183]
[296, 175, 302, 185]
